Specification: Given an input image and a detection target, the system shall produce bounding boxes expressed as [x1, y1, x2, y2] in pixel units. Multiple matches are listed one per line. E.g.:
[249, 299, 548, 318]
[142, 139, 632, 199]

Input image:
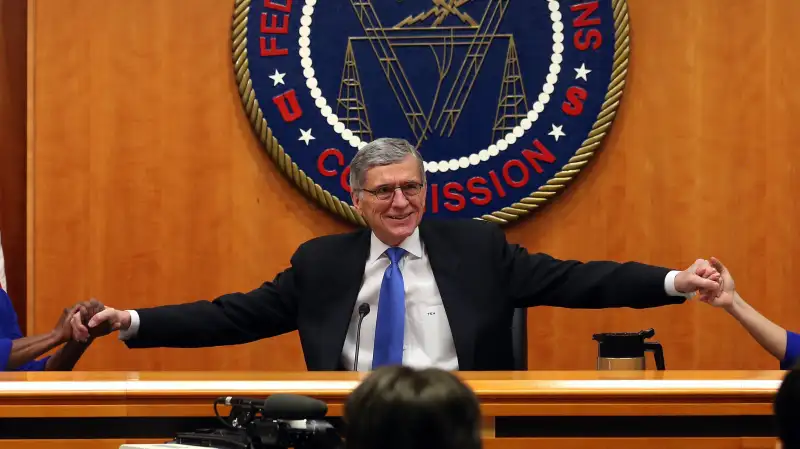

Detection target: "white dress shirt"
[340, 228, 458, 371]
[120, 231, 690, 370]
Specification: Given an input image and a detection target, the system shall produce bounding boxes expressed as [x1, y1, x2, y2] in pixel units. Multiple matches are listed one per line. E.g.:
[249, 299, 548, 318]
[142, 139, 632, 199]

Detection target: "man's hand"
[71, 305, 131, 342]
[79, 298, 109, 338]
[697, 257, 735, 310]
[674, 258, 721, 294]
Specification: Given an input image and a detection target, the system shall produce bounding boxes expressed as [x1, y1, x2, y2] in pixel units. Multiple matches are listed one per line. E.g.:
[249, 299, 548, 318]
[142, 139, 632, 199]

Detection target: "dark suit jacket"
[127, 219, 685, 370]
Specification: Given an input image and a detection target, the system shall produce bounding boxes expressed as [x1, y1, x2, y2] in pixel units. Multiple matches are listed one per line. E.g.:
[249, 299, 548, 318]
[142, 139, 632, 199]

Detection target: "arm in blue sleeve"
[0, 288, 87, 371]
[0, 289, 23, 340]
[14, 356, 50, 372]
[781, 331, 800, 370]
[0, 338, 11, 371]
[0, 336, 49, 371]
[0, 288, 58, 371]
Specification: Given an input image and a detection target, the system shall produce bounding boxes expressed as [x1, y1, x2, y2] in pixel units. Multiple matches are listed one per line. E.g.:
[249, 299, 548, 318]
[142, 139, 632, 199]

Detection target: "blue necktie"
[372, 247, 406, 368]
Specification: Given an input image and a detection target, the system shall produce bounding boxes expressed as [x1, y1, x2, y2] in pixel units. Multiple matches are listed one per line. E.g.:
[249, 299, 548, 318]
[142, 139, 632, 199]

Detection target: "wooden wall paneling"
[0, 0, 28, 331]
[27, 0, 800, 371]
[29, 0, 350, 371]
[509, 0, 800, 370]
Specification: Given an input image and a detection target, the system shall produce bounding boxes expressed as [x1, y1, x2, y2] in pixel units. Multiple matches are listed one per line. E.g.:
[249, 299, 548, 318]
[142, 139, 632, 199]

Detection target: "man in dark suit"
[72, 138, 720, 371]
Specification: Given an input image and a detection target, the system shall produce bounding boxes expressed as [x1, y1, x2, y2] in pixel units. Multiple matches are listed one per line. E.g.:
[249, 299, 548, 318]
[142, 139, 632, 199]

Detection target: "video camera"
[168, 394, 343, 449]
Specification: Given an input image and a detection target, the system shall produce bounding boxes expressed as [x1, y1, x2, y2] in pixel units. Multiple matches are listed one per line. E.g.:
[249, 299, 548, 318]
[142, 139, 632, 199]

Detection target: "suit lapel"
[419, 222, 474, 370]
[319, 228, 371, 370]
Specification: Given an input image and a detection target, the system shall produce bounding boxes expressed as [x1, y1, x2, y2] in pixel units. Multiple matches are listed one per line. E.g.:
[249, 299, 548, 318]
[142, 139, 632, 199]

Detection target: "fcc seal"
[232, 0, 629, 225]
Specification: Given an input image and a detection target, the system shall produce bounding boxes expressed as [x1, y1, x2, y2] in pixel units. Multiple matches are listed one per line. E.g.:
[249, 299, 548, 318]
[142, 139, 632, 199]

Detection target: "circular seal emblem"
[232, 0, 629, 225]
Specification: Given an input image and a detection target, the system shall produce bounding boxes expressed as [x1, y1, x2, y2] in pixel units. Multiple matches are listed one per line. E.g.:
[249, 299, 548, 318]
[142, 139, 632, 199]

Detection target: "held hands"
[696, 257, 736, 310]
[680, 257, 738, 309]
[70, 303, 131, 343]
[53, 299, 105, 344]
[52, 305, 80, 345]
[674, 258, 722, 295]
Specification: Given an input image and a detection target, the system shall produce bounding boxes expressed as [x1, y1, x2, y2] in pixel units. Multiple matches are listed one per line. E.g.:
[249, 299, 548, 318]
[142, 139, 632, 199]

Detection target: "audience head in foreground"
[344, 366, 481, 449]
[775, 363, 800, 449]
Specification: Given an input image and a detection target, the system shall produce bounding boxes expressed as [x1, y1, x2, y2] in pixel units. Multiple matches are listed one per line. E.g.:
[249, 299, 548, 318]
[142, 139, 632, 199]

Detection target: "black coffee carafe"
[591, 328, 665, 370]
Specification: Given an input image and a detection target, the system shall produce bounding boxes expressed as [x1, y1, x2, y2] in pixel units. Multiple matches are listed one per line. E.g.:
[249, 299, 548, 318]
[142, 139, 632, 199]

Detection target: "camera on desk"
[121, 394, 342, 449]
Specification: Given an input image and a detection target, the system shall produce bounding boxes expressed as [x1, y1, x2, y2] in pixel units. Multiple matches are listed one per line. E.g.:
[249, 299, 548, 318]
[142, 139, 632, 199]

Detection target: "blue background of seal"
[245, 0, 616, 220]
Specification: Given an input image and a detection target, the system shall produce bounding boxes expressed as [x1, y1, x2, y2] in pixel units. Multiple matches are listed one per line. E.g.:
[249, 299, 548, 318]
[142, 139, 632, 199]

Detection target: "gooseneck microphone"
[353, 303, 371, 371]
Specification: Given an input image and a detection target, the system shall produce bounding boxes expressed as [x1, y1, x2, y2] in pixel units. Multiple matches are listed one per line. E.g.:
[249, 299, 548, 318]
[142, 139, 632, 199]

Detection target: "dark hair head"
[344, 366, 482, 449]
[775, 362, 800, 448]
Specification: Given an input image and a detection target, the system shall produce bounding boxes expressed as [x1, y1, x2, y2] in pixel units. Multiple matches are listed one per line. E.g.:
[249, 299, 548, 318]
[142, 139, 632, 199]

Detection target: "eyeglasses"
[360, 182, 424, 201]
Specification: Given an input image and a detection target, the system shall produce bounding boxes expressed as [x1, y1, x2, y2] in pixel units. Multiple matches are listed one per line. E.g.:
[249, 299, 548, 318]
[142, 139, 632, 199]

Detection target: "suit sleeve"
[126, 252, 303, 349]
[491, 225, 685, 309]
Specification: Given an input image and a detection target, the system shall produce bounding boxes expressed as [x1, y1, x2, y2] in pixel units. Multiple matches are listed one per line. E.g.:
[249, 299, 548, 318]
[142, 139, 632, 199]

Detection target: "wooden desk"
[0, 370, 785, 449]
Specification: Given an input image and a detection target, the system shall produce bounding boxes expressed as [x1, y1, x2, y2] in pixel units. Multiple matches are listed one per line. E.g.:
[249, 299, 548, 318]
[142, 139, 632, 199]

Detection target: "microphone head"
[261, 394, 328, 420]
[358, 303, 370, 316]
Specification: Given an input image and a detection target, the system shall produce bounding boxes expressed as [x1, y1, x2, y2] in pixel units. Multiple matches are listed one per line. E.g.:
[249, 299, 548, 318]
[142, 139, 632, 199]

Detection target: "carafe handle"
[644, 341, 665, 370]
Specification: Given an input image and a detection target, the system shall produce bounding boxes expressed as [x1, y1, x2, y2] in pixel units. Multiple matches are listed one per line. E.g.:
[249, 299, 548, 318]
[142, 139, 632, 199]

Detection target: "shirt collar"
[369, 227, 423, 262]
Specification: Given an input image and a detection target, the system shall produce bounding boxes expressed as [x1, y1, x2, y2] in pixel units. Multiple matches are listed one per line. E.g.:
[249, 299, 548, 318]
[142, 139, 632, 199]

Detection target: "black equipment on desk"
[171, 393, 343, 449]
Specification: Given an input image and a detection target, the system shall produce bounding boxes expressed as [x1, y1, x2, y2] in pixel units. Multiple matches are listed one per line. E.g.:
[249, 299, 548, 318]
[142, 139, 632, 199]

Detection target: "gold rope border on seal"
[231, 0, 630, 227]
